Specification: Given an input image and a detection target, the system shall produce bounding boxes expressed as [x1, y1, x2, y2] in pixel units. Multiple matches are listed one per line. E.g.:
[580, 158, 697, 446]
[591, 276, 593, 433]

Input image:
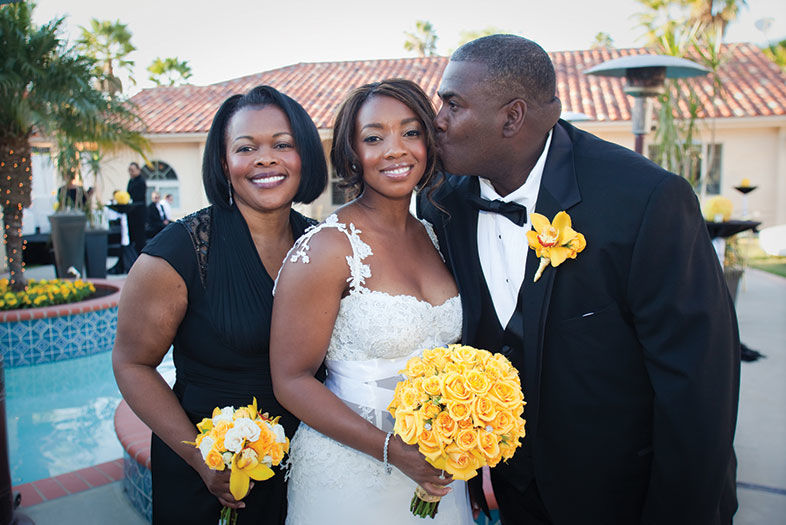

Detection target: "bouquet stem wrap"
[410, 485, 442, 518]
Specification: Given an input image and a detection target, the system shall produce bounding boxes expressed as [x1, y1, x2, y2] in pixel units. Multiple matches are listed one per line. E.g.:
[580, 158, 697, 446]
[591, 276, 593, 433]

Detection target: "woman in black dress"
[112, 85, 327, 524]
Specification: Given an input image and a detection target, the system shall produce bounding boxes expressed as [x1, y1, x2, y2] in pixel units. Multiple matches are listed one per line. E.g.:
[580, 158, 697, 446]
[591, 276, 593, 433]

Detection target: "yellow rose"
[441, 372, 472, 403]
[475, 349, 493, 366]
[417, 427, 444, 463]
[465, 369, 492, 395]
[211, 421, 231, 446]
[478, 430, 501, 466]
[268, 442, 286, 465]
[420, 401, 441, 421]
[446, 400, 471, 421]
[451, 345, 478, 366]
[490, 410, 516, 435]
[399, 383, 426, 409]
[456, 417, 474, 430]
[471, 396, 498, 425]
[444, 362, 463, 374]
[394, 409, 419, 445]
[455, 428, 479, 452]
[421, 375, 442, 397]
[488, 380, 523, 410]
[403, 357, 428, 378]
[205, 448, 226, 470]
[444, 443, 479, 481]
[252, 422, 275, 452]
[421, 346, 449, 371]
[432, 411, 458, 444]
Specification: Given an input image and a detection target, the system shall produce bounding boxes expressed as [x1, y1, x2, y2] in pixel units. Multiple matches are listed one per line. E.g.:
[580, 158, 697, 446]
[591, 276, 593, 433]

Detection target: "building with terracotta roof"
[24, 43, 786, 233]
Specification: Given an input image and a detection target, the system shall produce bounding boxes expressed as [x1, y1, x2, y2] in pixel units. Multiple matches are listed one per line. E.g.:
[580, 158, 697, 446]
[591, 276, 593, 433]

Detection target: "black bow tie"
[466, 193, 528, 226]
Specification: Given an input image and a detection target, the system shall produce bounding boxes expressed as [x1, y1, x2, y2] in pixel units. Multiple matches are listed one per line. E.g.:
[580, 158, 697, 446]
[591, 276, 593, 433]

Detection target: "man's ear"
[501, 98, 527, 138]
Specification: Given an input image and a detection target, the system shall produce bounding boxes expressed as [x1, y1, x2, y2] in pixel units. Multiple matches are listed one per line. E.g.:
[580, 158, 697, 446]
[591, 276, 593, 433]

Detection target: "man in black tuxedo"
[146, 191, 169, 237]
[417, 35, 740, 524]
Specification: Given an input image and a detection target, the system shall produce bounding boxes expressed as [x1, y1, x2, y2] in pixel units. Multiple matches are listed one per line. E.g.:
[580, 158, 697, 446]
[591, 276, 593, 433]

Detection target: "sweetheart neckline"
[341, 289, 460, 309]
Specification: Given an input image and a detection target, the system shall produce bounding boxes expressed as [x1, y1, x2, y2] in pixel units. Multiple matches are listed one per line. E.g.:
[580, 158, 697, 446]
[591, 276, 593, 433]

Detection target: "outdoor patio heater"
[584, 55, 709, 154]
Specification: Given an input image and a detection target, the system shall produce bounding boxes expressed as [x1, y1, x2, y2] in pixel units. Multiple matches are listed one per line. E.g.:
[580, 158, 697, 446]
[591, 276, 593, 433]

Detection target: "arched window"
[141, 160, 180, 210]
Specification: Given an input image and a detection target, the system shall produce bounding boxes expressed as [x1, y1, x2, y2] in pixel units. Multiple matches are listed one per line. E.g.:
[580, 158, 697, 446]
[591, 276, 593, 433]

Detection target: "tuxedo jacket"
[418, 120, 740, 524]
[147, 202, 166, 235]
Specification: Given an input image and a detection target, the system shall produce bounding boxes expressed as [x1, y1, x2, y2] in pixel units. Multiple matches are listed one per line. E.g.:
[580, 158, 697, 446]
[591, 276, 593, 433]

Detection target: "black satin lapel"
[520, 184, 562, 437]
[442, 177, 482, 345]
[542, 121, 581, 211]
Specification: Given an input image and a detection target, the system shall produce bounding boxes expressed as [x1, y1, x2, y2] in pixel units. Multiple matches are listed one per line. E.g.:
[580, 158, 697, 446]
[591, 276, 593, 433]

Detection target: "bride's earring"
[227, 179, 234, 206]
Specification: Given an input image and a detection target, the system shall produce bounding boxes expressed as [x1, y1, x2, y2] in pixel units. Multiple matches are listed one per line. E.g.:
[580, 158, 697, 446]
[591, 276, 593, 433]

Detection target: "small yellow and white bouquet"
[388, 344, 526, 518]
[186, 398, 289, 525]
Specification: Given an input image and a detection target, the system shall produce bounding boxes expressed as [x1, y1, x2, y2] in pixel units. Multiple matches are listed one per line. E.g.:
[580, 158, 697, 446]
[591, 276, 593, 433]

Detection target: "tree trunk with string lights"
[0, 135, 32, 291]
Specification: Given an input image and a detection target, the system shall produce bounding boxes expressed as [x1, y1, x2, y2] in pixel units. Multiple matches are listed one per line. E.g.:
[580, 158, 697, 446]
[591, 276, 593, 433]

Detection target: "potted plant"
[49, 138, 89, 278]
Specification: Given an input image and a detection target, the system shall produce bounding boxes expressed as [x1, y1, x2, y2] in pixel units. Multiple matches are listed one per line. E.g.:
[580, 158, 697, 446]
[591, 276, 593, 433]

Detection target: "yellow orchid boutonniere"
[526, 211, 586, 282]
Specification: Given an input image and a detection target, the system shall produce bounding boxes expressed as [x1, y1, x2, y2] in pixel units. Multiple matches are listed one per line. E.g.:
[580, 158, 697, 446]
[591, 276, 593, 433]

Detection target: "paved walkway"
[5, 266, 786, 524]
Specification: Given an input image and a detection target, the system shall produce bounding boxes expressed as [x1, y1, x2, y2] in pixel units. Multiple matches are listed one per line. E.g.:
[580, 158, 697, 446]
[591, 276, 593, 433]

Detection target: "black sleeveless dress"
[142, 204, 315, 525]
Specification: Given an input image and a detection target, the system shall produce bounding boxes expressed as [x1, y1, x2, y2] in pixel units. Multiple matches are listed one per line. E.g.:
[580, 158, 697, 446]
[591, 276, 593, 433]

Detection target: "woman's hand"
[192, 451, 253, 509]
[388, 435, 453, 497]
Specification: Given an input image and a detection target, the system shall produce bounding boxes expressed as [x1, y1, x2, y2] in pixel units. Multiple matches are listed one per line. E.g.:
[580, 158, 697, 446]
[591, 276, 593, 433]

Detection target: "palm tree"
[635, 0, 747, 46]
[77, 18, 136, 95]
[147, 56, 193, 86]
[688, 0, 747, 36]
[591, 32, 615, 49]
[403, 20, 438, 57]
[0, 1, 148, 290]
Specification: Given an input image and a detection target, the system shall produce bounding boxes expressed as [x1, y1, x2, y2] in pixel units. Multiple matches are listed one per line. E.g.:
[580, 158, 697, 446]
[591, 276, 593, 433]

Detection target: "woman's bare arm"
[112, 254, 246, 508]
[270, 230, 451, 496]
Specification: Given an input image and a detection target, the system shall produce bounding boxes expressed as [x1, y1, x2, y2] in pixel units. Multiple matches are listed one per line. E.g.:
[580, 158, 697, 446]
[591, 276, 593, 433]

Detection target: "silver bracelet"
[382, 431, 393, 474]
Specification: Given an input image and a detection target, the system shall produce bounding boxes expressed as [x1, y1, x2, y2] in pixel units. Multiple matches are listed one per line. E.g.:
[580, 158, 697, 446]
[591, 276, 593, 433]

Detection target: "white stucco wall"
[65, 116, 785, 229]
[575, 117, 786, 228]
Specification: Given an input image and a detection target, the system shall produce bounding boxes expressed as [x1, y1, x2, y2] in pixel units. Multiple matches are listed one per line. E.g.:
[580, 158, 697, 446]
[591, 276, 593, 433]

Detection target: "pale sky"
[32, 0, 786, 94]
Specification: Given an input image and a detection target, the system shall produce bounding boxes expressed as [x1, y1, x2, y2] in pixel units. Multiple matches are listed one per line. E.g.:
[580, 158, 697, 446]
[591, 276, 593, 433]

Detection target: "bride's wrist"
[382, 431, 393, 474]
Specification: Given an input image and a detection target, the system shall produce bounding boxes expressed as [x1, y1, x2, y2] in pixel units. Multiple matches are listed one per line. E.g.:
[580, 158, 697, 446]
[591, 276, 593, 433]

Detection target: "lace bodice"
[285, 213, 462, 362]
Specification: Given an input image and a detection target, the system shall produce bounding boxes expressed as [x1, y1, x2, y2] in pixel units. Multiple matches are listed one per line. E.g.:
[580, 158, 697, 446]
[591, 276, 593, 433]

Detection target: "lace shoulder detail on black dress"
[178, 206, 212, 288]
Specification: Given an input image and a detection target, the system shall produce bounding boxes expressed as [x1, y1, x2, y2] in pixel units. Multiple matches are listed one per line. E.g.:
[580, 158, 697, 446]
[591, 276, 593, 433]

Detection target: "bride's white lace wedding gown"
[280, 214, 474, 525]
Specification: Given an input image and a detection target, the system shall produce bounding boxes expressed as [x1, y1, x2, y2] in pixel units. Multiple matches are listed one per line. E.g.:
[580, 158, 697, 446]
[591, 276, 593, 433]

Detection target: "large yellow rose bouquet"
[186, 398, 289, 525]
[388, 344, 526, 518]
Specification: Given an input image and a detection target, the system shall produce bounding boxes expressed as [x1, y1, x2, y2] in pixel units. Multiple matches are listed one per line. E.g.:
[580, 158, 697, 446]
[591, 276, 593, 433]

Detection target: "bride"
[270, 79, 474, 524]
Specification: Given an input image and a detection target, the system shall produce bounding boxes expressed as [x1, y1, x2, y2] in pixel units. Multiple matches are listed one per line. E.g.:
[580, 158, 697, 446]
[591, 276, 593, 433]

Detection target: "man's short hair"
[451, 34, 556, 105]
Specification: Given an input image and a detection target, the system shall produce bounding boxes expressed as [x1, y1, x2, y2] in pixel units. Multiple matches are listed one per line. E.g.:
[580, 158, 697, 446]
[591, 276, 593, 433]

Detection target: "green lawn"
[738, 237, 786, 279]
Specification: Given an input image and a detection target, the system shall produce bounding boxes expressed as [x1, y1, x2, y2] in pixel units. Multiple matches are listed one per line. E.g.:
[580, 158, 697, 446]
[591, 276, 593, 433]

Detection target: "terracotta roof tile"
[131, 43, 786, 135]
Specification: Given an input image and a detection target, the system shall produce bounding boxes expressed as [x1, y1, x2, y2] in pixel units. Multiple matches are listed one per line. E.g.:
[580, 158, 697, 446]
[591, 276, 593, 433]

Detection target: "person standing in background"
[161, 193, 175, 221]
[127, 161, 148, 254]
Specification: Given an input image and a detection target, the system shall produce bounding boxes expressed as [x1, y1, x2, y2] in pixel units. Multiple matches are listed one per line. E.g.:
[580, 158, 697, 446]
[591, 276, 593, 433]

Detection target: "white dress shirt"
[160, 200, 173, 221]
[478, 130, 552, 328]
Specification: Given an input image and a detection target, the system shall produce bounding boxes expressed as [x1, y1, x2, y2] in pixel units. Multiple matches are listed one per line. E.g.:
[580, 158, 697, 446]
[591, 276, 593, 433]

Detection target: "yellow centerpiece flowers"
[388, 344, 526, 518]
[186, 398, 289, 525]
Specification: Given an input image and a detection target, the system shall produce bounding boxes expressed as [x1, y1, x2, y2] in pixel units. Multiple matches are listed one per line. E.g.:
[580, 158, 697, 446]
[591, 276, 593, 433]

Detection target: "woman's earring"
[351, 163, 358, 172]
[228, 180, 234, 206]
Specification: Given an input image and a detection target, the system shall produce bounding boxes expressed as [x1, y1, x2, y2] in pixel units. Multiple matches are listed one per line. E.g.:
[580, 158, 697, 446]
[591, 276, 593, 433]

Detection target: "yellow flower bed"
[0, 278, 96, 310]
